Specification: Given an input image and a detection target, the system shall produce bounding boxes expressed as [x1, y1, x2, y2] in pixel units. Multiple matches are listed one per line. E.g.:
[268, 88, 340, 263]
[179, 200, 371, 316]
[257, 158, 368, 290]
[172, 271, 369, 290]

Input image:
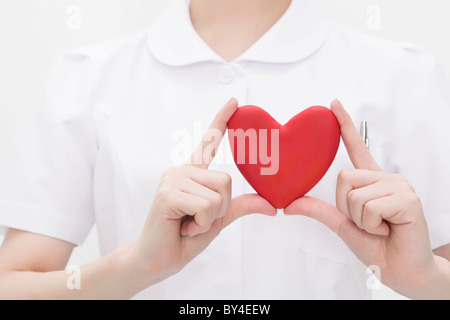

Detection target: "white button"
[218, 65, 235, 84]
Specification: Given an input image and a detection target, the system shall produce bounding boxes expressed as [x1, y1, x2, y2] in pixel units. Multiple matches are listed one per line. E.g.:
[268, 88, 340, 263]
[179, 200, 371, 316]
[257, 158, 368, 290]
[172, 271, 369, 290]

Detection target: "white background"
[1, 0, 450, 300]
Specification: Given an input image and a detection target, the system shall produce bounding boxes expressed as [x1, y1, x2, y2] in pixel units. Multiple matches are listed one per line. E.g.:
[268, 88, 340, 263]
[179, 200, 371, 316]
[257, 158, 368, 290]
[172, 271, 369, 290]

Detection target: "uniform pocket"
[295, 215, 360, 264]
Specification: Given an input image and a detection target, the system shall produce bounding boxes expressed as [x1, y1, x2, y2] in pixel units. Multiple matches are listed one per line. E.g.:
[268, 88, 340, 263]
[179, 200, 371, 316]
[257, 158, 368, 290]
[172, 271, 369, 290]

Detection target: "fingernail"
[227, 97, 237, 105]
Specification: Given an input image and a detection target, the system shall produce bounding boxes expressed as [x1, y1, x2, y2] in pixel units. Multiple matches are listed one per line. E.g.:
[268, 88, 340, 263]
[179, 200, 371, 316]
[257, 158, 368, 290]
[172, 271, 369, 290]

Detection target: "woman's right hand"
[127, 98, 277, 290]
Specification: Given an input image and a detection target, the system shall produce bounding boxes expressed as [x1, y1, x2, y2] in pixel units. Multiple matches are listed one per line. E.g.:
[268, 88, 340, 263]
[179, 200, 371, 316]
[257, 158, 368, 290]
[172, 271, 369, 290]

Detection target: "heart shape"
[227, 105, 340, 209]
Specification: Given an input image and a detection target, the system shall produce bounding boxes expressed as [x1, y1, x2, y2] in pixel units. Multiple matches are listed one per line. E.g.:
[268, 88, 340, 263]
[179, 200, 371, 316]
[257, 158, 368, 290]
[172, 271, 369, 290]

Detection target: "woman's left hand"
[284, 99, 450, 299]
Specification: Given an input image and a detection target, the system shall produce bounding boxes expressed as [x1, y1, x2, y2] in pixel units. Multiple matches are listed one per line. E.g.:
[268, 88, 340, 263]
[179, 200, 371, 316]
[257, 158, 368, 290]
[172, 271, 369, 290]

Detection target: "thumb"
[223, 194, 278, 228]
[284, 196, 366, 250]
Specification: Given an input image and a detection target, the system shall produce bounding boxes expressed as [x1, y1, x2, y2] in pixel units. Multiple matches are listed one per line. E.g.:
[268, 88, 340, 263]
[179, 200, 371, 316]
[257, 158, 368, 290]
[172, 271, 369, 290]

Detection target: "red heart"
[227, 105, 340, 209]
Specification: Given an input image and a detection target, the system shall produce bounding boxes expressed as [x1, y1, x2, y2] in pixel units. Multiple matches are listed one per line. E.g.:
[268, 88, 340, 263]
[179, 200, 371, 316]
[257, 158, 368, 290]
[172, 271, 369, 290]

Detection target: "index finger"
[186, 97, 238, 169]
[331, 99, 382, 171]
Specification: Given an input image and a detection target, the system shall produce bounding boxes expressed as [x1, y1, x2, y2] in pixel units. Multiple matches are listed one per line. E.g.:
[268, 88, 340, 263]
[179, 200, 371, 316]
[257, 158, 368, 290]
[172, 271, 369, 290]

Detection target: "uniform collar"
[147, 0, 332, 66]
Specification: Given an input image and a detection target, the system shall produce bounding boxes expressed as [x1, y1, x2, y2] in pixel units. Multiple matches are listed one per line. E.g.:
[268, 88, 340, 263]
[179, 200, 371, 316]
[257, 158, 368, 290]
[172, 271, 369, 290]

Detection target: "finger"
[365, 193, 421, 226]
[361, 195, 398, 236]
[162, 190, 207, 219]
[179, 195, 215, 237]
[222, 194, 277, 228]
[336, 169, 384, 219]
[330, 99, 381, 171]
[186, 167, 232, 194]
[176, 178, 224, 220]
[187, 97, 238, 169]
[347, 180, 395, 229]
[185, 167, 232, 218]
[181, 218, 224, 264]
[284, 196, 367, 251]
[181, 194, 277, 263]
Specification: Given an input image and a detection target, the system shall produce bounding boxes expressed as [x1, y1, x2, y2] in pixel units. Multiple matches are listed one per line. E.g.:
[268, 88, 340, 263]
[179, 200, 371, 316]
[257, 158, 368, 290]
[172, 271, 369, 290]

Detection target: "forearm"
[0, 244, 146, 300]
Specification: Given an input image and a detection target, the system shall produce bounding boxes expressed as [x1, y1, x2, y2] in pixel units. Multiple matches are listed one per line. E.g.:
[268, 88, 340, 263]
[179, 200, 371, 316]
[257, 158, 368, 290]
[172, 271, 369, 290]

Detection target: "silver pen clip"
[360, 121, 369, 149]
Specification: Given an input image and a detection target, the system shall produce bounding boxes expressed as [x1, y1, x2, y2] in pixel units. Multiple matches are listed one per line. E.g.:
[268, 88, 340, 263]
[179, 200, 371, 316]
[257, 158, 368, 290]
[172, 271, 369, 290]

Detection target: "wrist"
[401, 255, 450, 300]
[111, 242, 172, 295]
[429, 255, 450, 299]
[107, 243, 151, 297]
